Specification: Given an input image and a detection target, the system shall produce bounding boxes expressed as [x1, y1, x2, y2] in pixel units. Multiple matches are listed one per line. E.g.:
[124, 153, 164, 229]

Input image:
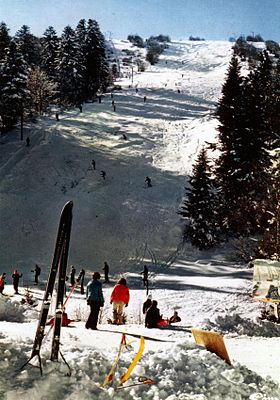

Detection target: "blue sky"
[1, 0, 280, 41]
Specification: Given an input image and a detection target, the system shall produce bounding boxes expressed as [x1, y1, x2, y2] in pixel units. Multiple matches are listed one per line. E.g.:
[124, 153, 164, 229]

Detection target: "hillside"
[0, 40, 232, 278]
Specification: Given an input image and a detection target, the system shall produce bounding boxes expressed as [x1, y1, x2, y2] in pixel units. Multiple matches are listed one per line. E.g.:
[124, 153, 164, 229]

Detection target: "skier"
[145, 176, 152, 187]
[12, 270, 22, 294]
[78, 105, 83, 112]
[143, 96, 147, 102]
[26, 137, 30, 147]
[55, 112, 59, 121]
[142, 294, 152, 314]
[169, 311, 181, 323]
[91, 159, 96, 170]
[31, 264, 41, 284]
[103, 261, 109, 283]
[0, 273, 6, 294]
[100, 170, 106, 180]
[113, 105, 116, 112]
[85, 271, 104, 330]
[145, 300, 162, 328]
[110, 278, 130, 325]
[98, 96, 102, 103]
[79, 268, 85, 295]
[141, 265, 149, 287]
[70, 265, 76, 287]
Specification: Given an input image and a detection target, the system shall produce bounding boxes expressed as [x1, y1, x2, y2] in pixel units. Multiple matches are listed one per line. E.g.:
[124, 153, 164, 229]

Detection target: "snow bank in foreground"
[1, 339, 279, 400]
[0, 296, 37, 322]
[205, 313, 280, 337]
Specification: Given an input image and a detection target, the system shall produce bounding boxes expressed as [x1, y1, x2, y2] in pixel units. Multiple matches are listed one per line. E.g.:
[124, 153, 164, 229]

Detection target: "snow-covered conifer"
[179, 147, 218, 249]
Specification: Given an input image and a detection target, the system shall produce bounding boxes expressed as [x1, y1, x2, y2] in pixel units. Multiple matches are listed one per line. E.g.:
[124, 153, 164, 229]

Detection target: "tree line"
[179, 50, 280, 260]
[0, 19, 111, 134]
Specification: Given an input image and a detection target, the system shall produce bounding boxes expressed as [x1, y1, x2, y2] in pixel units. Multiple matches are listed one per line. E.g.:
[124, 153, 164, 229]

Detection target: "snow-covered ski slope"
[0, 40, 232, 273]
[1, 40, 280, 399]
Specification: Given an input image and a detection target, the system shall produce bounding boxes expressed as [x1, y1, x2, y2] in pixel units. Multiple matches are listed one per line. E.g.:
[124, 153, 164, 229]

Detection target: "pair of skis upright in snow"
[21, 201, 73, 375]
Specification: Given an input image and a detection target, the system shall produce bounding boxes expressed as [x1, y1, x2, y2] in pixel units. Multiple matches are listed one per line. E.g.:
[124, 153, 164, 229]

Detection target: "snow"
[1, 39, 280, 399]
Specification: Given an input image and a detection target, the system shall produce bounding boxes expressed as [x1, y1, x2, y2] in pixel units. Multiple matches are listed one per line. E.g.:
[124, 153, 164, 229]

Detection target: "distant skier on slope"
[100, 170, 106, 180]
[0, 273, 6, 294]
[31, 264, 41, 285]
[145, 176, 152, 187]
[12, 270, 23, 294]
[103, 261, 110, 283]
[141, 264, 149, 287]
[70, 265, 76, 286]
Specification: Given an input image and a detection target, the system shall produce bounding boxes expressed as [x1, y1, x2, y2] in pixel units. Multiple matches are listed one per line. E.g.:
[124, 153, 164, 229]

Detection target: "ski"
[20, 201, 73, 374]
[99, 328, 175, 342]
[102, 333, 127, 387]
[120, 336, 145, 384]
[51, 204, 72, 362]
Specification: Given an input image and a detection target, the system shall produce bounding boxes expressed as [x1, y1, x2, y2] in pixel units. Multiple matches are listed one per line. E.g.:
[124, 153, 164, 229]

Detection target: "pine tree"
[215, 56, 245, 234]
[15, 25, 41, 66]
[84, 19, 109, 99]
[0, 40, 30, 132]
[0, 22, 11, 61]
[41, 26, 59, 81]
[56, 25, 84, 105]
[257, 152, 280, 260]
[179, 148, 218, 249]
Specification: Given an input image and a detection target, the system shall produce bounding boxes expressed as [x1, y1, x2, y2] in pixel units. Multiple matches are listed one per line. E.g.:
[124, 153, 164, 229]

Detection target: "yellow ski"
[120, 336, 145, 384]
[102, 333, 126, 387]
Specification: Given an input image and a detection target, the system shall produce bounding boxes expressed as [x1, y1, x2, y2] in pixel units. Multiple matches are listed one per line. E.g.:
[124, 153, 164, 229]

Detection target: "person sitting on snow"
[145, 300, 162, 328]
[169, 311, 181, 323]
[142, 294, 152, 314]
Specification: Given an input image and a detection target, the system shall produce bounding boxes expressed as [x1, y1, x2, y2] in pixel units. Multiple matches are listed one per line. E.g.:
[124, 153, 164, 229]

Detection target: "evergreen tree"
[179, 148, 218, 249]
[0, 22, 11, 61]
[41, 26, 59, 81]
[214, 56, 245, 234]
[0, 40, 30, 132]
[84, 19, 109, 99]
[15, 25, 41, 66]
[56, 25, 84, 105]
[257, 152, 280, 260]
[215, 53, 274, 235]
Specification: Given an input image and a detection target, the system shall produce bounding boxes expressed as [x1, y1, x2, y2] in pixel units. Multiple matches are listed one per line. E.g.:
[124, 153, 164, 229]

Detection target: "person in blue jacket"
[85, 271, 104, 330]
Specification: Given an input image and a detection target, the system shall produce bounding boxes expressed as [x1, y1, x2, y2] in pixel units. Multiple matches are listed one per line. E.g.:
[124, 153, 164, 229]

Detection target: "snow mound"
[1, 340, 279, 400]
[0, 296, 36, 322]
[205, 313, 280, 337]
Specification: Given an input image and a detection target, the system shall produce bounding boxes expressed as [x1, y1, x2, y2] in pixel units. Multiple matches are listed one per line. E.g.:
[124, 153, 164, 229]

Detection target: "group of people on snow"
[143, 294, 181, 328]
[85, 270, 181, 330]
[0, 265, 41, 295]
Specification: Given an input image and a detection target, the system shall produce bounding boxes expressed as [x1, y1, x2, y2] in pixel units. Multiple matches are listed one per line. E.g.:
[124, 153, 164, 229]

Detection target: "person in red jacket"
[110, 278, 130, 325]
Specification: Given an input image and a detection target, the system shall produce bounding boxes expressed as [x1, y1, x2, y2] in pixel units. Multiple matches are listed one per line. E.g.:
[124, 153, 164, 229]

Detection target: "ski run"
[1, 39, 280, 399]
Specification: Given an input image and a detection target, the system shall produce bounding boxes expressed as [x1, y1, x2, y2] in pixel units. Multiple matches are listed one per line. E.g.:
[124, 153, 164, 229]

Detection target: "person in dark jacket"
[145, 300, 162, 328]
[169, 311, 181, 323]
[12, 270, 22, 294]
[103, 261, 109, 283]
[142, 294, 152, 314]
[141, 265, 149, 287]
[85, 272, 104, 330]
[70, 265, 76, 286]
[31, 264, 41, 284]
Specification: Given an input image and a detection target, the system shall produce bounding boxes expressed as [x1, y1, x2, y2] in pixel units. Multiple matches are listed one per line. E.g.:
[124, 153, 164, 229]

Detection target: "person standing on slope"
[103, 261, 110, 283]
[85, 272, 104, 330]
[70, 265, 76, 287]
[12, 270, 23, 294]
[0, 273, 6, 294]
[110, 278, 130, 325]
[31, 264, 41, 285]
